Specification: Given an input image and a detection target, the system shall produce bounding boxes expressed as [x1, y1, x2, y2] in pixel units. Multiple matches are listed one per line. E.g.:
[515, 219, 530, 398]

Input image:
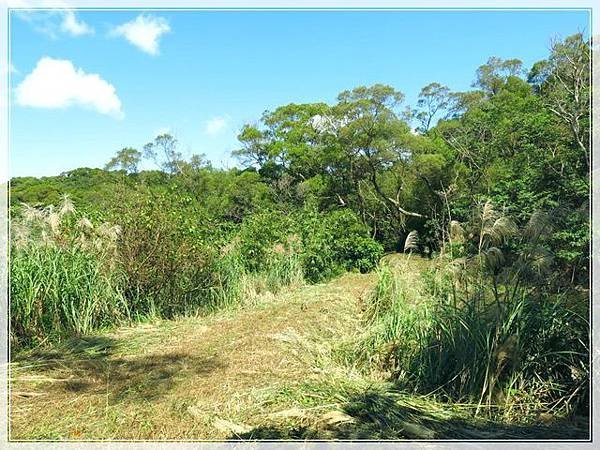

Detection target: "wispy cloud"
[15, 57, 123, 118]
[60, 10, 93, 36]
[111, 15, 170, 55]
[204, 116, 229, 136]
[14, 9, 94, 39]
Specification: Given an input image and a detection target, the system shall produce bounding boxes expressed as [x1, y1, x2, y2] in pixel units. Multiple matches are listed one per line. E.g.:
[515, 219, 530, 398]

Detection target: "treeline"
[229, 33, 589, 285]
[12, 34, 589, 286]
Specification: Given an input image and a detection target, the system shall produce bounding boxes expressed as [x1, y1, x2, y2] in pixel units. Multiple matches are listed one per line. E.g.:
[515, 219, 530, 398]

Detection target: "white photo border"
[0, 2, 597, 448]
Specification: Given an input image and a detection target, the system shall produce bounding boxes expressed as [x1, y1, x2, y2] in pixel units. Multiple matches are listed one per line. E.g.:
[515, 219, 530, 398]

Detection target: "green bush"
[237, 210, 292, 273]
[234, 207, 382, 284]
[113, 191, 216, 317]
[335, 236, 383, 273]
[300, 208, 382, 282]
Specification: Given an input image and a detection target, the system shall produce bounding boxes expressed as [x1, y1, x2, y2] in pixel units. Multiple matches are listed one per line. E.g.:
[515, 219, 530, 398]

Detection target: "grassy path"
[10, 266, 378, 440]
[9, 255, 584, 440]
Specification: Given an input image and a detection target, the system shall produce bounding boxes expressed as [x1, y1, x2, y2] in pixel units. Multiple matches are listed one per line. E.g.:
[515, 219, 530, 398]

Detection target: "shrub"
[335, 236, 383, 273]
[237, 210, 293, 273]
[299, 208, 383, 282]
[235, 207, 382, 284]
[113, 190, 215, 317]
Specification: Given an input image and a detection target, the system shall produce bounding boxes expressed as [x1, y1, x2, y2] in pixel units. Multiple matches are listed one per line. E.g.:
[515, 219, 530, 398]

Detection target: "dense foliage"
[9, 33, 589, 423]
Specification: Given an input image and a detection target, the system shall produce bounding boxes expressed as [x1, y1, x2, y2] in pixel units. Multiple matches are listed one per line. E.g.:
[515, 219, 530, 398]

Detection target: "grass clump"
[10, 196, 127, 348]
[10, 245, 126, 348]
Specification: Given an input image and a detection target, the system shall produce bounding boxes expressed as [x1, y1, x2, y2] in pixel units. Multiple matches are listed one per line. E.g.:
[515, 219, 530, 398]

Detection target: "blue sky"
[9, 9, 590, 178]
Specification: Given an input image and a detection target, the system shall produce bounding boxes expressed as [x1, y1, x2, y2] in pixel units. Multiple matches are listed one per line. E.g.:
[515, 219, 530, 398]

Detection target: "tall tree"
[105, 147, 142, 174]
[415, 82, 451, 132]
[529, 33, 591, 168]
[475, 57, 523, 95]
[143, 134, 185, 175]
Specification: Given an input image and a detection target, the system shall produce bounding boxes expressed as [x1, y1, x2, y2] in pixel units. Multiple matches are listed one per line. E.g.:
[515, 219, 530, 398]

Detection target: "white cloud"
[14, 9, 94, 38]
[112, 15, 170, 55]
[204, 116, 228, 136]
[15, 57, 123, 118]
[60, 11, 93, 36]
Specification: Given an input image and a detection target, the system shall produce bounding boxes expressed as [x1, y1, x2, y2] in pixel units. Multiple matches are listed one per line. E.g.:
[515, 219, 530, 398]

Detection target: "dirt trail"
[10, 270, 377, 440]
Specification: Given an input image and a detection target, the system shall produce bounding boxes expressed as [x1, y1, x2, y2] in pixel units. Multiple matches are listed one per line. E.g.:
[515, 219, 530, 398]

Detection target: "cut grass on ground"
[9, 254, 588, 440]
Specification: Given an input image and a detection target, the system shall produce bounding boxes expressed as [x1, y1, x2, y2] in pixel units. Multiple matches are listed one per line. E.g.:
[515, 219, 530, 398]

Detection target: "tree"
[234, 124, 270, 168]
[528, 33, 591, 168]
[234, 84, 442, 249]
[446, 90, 486, 118]
[415, 82, 450, 132]
[475, 57, 523, 95]
[105, 147, 142, 173]
[331, 84, 425, 220]
[433, 37, 589, 284]
[143, 133, 185, 175]
[188, 154, 210, 171]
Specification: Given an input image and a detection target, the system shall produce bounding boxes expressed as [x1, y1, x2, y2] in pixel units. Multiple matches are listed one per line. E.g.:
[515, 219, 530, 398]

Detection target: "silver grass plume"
[58, 194, 75, 217]
[480, 246, 505, 272]
[523, 210, 552, 243]
[404, 230, 419, 253]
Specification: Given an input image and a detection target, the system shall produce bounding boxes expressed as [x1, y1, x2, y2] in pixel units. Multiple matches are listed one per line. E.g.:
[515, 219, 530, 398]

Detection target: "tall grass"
[359, 266, 432, 368]
[362, 264, 588, 420]
[10, 244, 127, 348]
[208, 240, 305, 309]
[263, 247, 304, 293]
[10, 195, 384, 351]
[206, 251, 245, 309]
[359, 205, 589, 421]
[10, 196, 127, 348]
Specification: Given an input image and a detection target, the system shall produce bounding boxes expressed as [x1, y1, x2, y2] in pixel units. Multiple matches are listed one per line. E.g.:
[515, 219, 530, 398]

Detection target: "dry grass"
[9, 269, 374, 440]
